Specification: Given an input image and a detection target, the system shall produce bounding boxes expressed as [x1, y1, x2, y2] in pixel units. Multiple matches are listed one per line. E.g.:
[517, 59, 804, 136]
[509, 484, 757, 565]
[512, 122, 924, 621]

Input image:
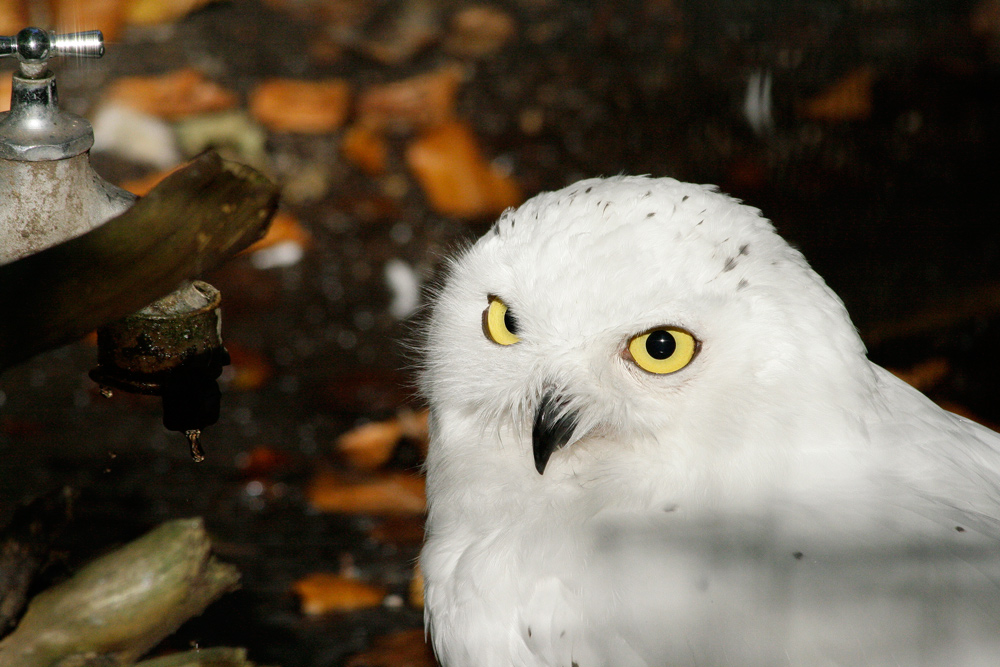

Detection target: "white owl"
[419, 176, 1000, 667]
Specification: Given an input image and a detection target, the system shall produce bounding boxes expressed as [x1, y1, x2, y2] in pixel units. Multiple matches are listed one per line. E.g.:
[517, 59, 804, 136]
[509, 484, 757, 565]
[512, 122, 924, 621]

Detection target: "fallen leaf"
[444, 5, 516, 58]
[345, 629, 436, 667]
[293, 572, 386, 615]
[308, 471, 426, 515]
[887, 358, 951, 392]
[249, 78, 351, 133]
[120, 164, 186, 196]
[105, 68, 239, 120]
[0, 0, 27, 38]
[53, 0, 127, 41]
[0, 74, 11, 113]
[367, 517, 426, 546]
[243, 210, 311, 253]
[406, 120, 522, 218]
[801, 67, 874, 122]
[337, 409, 430, 470]
[342, 123, 389, 175]
[338, 419, 405, 470]
[342, 0, 442, 66]
[125, 0, 216, 25]
[235, 445, 290, 478]
[409, 564, 424, 608]
[224, 341, 274, 392]
[357, 65, 463, 133]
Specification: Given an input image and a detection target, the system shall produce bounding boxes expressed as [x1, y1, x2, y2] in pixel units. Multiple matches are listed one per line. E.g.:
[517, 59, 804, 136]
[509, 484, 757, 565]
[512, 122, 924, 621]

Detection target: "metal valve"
[0, 27, 104, 78]
[0, 27, 109, 162]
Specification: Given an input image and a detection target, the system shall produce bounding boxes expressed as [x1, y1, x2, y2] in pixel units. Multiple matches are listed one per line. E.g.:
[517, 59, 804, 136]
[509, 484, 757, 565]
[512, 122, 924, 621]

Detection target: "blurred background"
[1, 0, 999, 664]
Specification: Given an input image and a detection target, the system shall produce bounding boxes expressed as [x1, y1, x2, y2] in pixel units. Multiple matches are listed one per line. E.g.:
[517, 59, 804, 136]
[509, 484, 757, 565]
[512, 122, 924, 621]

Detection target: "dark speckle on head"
[528, 627, 532, 637]
[722, 256, 738, 272]
[737, 278, 749, 290]
[956, 526, 966, 532]
[739, 244, 750, 256]
[585, 186, 593, 193]
[696, 220, 703, 226]
[681, 195, 689, 202]
[793, 551, 804, 560]
[646, 212, 655, 218]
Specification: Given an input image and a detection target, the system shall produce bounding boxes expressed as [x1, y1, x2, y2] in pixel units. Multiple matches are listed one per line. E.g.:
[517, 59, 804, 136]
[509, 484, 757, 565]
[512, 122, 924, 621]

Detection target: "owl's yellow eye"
[627, 328, 697, 374]
[483, 296, 520, 345]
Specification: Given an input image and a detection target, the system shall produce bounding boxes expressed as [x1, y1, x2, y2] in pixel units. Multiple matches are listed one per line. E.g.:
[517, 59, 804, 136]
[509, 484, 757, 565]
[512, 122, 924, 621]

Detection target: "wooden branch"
[0, 518, 240, 667]
[136, 647, 261, 667]
[0, 488, 75, 637]
[0, 151, 280, 371]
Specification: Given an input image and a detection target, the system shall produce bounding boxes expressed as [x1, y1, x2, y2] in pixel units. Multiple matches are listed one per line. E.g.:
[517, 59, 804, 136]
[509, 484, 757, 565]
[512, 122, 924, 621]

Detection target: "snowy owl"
[419, 176, 1000, 667]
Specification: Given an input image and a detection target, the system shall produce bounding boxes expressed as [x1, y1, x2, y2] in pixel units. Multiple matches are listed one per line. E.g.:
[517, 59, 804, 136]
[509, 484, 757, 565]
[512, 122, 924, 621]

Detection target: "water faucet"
[0, 28, 277, 461]
[0, 27, 135, 262]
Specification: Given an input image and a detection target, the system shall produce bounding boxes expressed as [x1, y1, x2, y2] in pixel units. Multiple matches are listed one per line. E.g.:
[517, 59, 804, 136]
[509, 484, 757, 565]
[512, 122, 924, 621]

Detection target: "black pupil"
[503, 308, 519, 334]
[645, 330, 676, 359]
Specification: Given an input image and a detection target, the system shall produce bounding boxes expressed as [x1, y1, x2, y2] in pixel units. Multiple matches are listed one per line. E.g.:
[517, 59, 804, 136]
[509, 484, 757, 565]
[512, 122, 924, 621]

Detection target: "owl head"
[420, 177, 874, 510]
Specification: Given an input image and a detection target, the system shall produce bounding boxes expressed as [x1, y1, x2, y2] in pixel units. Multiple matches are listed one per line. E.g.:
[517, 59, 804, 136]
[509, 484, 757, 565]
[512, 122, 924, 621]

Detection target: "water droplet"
[186, 430, 205, 462]
[100, 386, 114, 398]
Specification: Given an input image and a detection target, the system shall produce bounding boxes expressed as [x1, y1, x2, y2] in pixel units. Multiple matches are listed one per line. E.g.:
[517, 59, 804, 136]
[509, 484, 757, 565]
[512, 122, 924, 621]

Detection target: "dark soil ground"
[2, 0, 1000, 665]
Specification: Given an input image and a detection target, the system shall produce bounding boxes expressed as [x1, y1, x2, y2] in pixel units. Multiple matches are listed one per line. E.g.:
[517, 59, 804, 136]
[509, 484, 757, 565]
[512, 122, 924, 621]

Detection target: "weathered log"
[0, 151, 279, 371]
[0, 518, 240, 667]
[0, 488, 75, 636]
[136, 647, 260, 667]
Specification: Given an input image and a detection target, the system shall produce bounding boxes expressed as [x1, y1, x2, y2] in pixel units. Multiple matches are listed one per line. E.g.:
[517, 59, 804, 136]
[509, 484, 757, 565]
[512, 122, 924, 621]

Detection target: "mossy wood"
[0, 151, 279, 371]
[0, 518, 241, 667]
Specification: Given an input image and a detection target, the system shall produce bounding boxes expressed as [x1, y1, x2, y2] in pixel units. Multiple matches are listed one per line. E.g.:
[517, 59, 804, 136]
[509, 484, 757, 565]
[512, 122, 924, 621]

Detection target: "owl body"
[420, 177, 1000, 667]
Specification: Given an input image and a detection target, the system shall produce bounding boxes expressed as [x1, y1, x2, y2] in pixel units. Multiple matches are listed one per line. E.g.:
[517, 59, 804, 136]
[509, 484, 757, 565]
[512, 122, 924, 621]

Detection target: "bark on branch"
[0, 152, 279, 371]
[0, 518, 240, 667]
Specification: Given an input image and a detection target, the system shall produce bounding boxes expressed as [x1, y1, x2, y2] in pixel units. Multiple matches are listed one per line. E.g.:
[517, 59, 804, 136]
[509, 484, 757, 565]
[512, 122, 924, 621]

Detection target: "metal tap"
[0, 27, 135, 263]
[1, 28, 231, 461]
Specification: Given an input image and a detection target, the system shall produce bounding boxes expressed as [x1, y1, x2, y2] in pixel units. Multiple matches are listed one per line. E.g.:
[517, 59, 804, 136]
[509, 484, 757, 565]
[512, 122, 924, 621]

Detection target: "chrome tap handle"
[0, 27, 104, 78]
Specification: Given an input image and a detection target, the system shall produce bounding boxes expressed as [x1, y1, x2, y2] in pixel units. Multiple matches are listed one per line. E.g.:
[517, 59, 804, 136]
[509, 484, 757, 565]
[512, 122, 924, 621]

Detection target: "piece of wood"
[136, 646, 260, 667]
[0, 518, 240, 667]
[0, 151, 279, 371]
[0, 488, 75, 637]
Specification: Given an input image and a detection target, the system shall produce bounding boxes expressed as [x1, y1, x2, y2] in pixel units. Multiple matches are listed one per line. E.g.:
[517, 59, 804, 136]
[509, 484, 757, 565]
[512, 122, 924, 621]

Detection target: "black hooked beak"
[532, 391, 579, 475]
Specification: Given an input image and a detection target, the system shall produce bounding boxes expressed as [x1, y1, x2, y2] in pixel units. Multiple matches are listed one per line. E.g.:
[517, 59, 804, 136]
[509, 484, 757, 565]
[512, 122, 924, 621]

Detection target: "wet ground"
[2, 0, 1000, 665]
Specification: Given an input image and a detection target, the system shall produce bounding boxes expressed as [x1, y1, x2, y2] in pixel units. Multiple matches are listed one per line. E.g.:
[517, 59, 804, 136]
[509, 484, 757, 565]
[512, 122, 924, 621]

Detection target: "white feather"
[419, 176, 1000, 667]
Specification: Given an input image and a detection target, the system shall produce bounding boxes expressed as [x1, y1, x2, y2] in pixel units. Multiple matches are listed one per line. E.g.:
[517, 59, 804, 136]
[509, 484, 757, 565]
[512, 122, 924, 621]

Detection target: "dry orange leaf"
[338, 420, 405, 470]
[342, 123, 389, 175]
[249, 78, 351, 134]
[368, 516, 426, 546]
[125, 0, 215, 25]
[337, 409, 429, 470]
[53, 0, 127, 41]
[243, 210, 311, 253]
[0, 0, 27, 36]
[120, 164, 186, 196]
[308, 471, 426, 515]
[444, 5, 516, 58]
[0, 74, 11, 114]
[293, 572, 386, 615]
[345, 629, 436, 667]
[410, 564, 424, 608]
[105, 68, 239, 121]
[801, 67, 874, 122]
[888, 358, 951, 393]
[406, 120, 522, 219]
[357, 65, 463, 133]
[221, 340, 274, 392]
